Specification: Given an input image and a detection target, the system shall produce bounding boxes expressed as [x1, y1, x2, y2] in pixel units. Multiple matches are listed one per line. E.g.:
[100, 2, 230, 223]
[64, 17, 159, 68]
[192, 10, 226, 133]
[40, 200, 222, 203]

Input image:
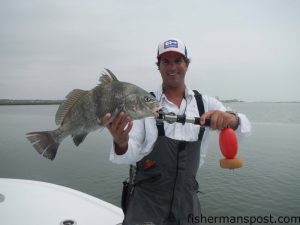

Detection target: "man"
[103, 38, 251, 225]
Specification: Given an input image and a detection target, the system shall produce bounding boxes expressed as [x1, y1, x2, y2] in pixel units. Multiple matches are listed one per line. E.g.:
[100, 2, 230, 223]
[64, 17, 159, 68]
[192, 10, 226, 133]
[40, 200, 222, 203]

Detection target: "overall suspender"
[193, 90, 206, 141]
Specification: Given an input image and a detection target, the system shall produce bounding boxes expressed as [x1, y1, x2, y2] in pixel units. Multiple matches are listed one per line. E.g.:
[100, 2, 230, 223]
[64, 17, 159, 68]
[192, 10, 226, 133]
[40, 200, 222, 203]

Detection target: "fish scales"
[93, 81, 126, 121]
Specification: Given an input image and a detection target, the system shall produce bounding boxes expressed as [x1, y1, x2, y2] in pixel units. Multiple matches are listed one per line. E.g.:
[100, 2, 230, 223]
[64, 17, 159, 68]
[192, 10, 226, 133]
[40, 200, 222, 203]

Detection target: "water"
[1, 103, 300, 223]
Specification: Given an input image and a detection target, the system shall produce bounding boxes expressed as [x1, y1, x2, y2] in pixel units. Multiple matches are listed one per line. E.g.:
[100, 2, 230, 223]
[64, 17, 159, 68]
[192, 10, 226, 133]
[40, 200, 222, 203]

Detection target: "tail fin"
[26, 131, 60, 160]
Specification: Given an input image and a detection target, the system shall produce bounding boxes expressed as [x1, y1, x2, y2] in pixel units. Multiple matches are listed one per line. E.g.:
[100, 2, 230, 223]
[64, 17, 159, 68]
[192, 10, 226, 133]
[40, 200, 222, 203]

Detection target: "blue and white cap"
[157, 38, 188, 59]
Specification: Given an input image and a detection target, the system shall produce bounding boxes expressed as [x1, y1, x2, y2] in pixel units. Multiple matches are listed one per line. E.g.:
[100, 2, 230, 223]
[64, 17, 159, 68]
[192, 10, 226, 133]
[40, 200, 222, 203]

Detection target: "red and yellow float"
[219, 128, 243, 169]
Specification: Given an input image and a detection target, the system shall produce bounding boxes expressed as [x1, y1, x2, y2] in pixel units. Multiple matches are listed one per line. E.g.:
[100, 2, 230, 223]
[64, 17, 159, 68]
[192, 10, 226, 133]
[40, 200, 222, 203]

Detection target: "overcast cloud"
[0, 0, 299, 102]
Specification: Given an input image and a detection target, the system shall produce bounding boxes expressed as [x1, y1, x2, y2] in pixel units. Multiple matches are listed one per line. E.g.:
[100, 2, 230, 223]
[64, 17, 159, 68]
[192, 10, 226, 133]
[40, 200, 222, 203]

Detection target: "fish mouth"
[153, 111, 160, 117]
[153, 105, 163, 118]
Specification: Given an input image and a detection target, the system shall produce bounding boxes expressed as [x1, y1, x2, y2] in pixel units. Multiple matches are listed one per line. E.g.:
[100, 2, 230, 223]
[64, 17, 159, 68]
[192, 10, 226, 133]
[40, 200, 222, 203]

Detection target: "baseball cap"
[157, 38, 188, 59]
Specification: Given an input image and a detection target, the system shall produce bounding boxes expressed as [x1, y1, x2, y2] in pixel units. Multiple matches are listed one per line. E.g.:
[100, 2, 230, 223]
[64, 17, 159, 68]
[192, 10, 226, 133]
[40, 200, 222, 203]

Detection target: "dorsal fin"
[99, 68, 118, 85]
[55, 89, 89, 125]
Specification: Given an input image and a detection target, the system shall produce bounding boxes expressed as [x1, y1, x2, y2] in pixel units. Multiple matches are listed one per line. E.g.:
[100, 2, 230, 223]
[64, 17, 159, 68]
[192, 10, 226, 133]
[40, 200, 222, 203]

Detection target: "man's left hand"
[200, 110, 239, 130]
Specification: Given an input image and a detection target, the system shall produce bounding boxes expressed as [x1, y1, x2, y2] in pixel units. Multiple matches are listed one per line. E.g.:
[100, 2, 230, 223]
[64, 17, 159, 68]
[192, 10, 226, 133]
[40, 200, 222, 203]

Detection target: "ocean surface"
[1, 103, 300, 224]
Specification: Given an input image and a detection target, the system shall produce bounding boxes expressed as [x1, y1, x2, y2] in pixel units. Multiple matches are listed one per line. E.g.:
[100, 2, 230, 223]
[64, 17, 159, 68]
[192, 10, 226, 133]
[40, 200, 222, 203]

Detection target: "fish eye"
[144, 96, 153, 102]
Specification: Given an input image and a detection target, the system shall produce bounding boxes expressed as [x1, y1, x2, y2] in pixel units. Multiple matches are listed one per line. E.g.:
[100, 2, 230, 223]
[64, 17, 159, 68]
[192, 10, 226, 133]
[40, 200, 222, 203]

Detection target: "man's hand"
[102, 112, 133, 155]
[200, 110, 239, 130]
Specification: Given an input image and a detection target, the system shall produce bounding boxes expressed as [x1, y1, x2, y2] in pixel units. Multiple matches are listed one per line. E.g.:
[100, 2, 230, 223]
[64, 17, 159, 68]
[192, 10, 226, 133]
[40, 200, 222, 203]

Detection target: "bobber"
[219, 128, 243, 169]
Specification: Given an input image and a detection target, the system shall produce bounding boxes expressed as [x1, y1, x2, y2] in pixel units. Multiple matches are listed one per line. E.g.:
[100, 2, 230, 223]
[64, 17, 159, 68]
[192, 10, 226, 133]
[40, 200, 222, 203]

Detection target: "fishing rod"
[155, 110, 243, 169]
[156, 111, 211, 126]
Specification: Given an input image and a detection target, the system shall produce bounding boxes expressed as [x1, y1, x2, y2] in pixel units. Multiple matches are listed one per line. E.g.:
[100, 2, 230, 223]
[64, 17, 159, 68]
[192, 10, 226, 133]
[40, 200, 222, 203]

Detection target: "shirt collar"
[156, 85, 195, 103]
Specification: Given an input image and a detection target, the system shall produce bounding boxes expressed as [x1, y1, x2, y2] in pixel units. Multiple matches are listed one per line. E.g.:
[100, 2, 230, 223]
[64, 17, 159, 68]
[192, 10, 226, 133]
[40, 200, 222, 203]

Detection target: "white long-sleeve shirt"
[110, 86, 251, 168]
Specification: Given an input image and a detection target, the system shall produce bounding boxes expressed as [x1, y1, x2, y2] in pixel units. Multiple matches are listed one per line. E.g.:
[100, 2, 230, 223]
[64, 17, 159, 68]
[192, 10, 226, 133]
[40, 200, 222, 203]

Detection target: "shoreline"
[0, 100, 63, 105]
[0, 99, 299, 106]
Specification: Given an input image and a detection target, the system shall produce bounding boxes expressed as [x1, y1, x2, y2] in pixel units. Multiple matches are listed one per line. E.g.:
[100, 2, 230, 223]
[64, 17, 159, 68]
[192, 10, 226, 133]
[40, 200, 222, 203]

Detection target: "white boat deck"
[0, 178, 123, 225]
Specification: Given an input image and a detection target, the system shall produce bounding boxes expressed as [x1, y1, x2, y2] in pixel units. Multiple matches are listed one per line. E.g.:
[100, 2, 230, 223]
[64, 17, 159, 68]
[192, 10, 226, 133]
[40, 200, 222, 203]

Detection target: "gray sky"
[1, 0, 299, 102]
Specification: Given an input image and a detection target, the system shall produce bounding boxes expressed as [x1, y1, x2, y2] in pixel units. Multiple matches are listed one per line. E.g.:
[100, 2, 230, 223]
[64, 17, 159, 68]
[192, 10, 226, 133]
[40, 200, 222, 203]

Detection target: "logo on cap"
[164, 40, 178, 49]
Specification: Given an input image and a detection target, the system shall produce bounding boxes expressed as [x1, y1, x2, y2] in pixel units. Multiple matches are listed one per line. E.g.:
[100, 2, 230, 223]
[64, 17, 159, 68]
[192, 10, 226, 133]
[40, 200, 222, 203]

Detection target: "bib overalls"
[123, 91, 205, 225]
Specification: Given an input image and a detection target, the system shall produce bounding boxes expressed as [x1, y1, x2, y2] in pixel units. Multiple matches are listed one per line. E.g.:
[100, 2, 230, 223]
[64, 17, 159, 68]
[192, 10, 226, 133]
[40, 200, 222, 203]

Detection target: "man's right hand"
[102, 112, 133, 155]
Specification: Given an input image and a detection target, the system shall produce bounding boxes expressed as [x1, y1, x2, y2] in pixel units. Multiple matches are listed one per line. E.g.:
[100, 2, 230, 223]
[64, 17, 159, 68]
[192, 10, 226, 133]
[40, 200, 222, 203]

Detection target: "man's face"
[158, 52, 188, 89]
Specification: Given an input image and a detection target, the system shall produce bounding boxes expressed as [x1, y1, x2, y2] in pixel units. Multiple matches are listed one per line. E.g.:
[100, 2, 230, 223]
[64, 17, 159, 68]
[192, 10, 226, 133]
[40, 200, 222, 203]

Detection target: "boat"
[0, 178, 123, 225]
